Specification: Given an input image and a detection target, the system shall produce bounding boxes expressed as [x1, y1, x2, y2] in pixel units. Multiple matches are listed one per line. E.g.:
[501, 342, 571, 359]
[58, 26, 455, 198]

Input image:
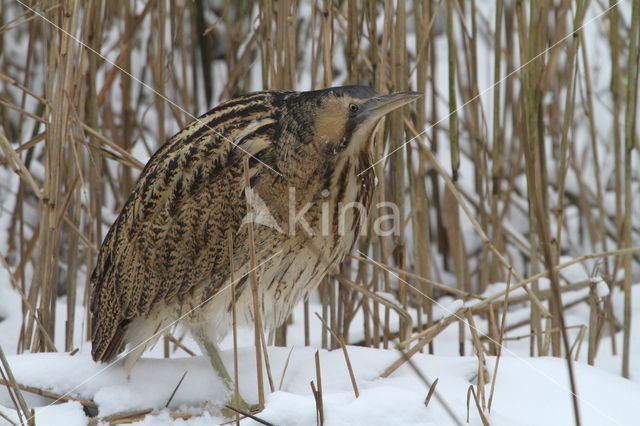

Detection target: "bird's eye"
[349, 103, 359, 112]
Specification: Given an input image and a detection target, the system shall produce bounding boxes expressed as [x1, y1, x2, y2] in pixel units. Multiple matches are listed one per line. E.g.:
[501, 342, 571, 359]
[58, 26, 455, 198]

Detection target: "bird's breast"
[190, 149, 375, 335]
[253, 150, 374, 326]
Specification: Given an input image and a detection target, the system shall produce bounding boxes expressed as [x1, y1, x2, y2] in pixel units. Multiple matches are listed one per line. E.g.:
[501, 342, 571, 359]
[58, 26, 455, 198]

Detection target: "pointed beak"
[363, 91, 423, 121]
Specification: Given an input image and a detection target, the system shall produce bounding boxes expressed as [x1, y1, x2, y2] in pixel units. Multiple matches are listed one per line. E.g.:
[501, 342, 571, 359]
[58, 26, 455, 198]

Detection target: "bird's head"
[277, 86, 421, 164]
[308, 86, 422, 157]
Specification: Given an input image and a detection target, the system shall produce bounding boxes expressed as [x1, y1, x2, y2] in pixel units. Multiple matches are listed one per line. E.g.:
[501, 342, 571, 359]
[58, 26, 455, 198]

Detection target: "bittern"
[90, 86, 420, 408]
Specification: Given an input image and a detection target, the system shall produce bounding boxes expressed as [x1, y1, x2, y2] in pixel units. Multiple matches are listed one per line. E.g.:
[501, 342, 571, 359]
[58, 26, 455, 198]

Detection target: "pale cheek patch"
[314, 101, 347, 149]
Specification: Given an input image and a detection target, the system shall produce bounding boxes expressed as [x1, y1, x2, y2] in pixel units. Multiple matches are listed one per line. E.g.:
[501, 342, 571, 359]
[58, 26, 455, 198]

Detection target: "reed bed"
[0, 1, 638, 424]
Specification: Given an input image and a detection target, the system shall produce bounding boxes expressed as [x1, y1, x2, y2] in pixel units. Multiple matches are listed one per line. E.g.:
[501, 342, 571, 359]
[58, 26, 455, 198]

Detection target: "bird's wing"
[90, 110, 276, 362]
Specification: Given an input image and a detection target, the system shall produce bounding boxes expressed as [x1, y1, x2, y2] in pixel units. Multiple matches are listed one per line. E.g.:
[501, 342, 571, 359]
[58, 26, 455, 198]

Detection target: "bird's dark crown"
[302, 85, 378, 100]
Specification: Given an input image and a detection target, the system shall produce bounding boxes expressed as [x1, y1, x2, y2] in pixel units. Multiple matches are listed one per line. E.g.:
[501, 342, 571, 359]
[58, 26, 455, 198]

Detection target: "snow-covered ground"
[0, 283, 638, 425]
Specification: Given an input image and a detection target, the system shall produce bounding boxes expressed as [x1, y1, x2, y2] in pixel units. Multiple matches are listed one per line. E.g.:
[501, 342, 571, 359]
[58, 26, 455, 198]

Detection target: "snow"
[0, 285, 639, 425]
[588, 277, 610, 299]
[33, 402, 88, 426]
[442, 299, 464, 313]
[491, 357, 640, 426]
[1, 340, 640, 425]
[0, 275, 22, 353]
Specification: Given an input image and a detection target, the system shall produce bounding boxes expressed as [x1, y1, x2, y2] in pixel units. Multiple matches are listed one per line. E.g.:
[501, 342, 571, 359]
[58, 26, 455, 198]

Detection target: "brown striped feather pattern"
[90, 86, 418, 370]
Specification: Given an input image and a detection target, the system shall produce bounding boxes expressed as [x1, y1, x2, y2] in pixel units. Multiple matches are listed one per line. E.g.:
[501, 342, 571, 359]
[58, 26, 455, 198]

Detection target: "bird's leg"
[195, 332, 257, 415]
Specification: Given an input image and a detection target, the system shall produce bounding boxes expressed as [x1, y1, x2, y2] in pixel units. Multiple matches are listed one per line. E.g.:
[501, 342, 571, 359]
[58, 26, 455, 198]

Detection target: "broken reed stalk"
[304, 299, 310, 346]
[465, 309, 487, 410]
[311, 350, 324, 426]
[402, 356, 463, 426]
[423, 378, 439, 409]
[466, 385, 490, 426]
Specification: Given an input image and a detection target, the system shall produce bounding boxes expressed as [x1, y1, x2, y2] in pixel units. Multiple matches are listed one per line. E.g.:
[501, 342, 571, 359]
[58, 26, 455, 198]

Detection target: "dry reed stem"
[314, 313, 359, 398]
[227, 231, 240, 425]
[400, 246, 640, 349]
[350, 254, 477, 299]
[386, 246, 639, 378]
[571, 325, 588, 361]
[78, 123, 145, 170]
[465, 309, 487, 410]
[259, 327, 276, 394]
[0, 345, 32, 425]
[0, 132, 40, 197]
[622, 0, 640, 379]
[500, 325, 586, 343]
[312, 350, 324, 426]
[0, 253, 57, 352]
[424, 377, 439, 409]
[243, 157, 265, 409]
[466, 385, 489, 426]
[164, 371, 188, 408]
[277, 347, 295, 391]
[410, 128, 527, 286]
[334, 274, 412, 340]
[220, 406, 274, 426]
[487, 269, 512, 412]
[0, 72, 49, 105]
[0, 411, 17, 426]
[164, 334, 196, 357]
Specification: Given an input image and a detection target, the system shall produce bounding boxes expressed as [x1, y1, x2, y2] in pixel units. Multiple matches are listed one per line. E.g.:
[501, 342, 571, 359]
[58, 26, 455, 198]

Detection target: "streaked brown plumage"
[90, 86, 419, 382]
